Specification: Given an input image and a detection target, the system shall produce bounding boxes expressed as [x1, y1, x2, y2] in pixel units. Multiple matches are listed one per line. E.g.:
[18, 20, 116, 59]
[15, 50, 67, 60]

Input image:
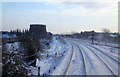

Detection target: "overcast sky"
[1, 0, 119, 34]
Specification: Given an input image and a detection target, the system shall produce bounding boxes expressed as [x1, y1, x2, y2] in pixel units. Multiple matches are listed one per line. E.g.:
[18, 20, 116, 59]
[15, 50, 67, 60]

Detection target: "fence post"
[38, 66, 40, 76]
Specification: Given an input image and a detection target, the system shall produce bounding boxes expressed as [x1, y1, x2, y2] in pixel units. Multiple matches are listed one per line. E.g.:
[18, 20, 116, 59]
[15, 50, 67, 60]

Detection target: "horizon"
[1, 29, 119, 35]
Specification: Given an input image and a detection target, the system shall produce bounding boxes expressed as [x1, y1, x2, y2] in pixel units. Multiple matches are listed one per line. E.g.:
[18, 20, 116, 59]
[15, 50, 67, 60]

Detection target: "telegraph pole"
[91, 30, 94, 44]
[38, 66, 40, 76]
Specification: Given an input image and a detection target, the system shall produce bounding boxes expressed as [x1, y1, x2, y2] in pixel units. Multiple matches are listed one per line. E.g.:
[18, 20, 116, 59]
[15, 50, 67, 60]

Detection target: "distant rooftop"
[30, 24, 46, 27]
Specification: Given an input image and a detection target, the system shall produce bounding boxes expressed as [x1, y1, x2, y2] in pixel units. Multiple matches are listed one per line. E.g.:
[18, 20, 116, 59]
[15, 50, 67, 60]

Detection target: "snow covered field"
[31, 36, 119, 76]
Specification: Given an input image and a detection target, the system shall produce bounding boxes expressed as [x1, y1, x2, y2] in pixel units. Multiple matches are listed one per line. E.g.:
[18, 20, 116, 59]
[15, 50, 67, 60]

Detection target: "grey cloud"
[61, 2, 110, 9]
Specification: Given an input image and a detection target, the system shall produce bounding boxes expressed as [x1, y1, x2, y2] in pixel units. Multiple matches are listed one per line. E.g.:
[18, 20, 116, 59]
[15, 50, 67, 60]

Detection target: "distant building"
[29, 24, 47, 38]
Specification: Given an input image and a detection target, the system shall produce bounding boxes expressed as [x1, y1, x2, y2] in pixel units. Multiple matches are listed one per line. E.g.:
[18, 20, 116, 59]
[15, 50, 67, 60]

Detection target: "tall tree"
[19, 33, 42, 66]
[102, 28, 110, 44]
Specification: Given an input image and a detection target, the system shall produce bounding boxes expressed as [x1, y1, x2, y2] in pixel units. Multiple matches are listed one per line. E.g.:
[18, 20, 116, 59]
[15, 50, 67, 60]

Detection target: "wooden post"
[91, 30, 94, 45]
[38, 66, 40, 76]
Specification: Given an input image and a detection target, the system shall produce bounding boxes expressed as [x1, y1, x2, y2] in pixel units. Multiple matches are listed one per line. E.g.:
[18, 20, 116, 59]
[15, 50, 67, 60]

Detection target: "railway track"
[74, 43, 86, 75]
[84, 45, 118, 76]
[63, 39, 118, 76]
[73, 40, 118, 76]
[89, 45, 120, 64]
[64, 41, 87, 76]
[64, 44, 74, 75]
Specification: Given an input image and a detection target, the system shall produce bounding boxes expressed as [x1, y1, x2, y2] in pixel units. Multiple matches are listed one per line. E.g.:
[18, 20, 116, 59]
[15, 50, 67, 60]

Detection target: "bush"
[2, 53, 28, 77]
[19, 33, 42, 64]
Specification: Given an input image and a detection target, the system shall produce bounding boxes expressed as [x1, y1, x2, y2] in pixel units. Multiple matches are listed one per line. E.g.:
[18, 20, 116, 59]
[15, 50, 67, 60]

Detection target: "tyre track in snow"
[83, 45, 117, 76]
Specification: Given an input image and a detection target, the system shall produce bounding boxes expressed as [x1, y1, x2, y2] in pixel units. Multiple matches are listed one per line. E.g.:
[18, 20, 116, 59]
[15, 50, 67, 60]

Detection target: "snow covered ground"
[31, 37, 72, 75]
[30, 36, 119, 76]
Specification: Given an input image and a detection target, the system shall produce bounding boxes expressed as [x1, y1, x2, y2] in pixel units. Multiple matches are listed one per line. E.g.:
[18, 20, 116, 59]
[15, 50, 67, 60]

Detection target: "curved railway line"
[64, 41, 86, 75]
[71, 40, 117, 76]
[84, 45, 117, 76]
[44, 38, 119, 76]
[63, 40, 118, 76]
[89, 45, 120, 64]
[64, 44, 74, 75]
[74, 43, 86, 75]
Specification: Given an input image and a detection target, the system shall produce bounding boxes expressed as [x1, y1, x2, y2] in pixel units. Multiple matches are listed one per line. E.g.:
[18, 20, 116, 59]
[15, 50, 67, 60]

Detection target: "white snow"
[31, 36, 72, 75]
[30, 37, 119, 75]
[5, 42, 20, 53]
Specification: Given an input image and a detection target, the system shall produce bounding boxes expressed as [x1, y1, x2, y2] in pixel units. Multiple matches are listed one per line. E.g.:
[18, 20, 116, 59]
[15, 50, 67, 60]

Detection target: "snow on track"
[66, 38, 118, 75]
[87, 45, 118, 75]
[51, 41, 73, 75]
[72, 39, 118, 75]
[65, 42, 86, 75]
[90, 45, 120, 63]
[73, 42, 113, 75]
[31, 37, 119, 75]
[32, 37, 71, 75]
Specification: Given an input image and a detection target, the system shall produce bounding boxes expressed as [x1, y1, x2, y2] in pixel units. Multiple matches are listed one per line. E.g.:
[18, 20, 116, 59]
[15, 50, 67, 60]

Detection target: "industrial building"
[29, 24, 47, 38]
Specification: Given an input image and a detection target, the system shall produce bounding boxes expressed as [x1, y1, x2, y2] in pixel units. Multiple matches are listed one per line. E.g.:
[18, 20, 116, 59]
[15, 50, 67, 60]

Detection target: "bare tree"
[102, 28, 110, 45]
[19, 32, 42, 66]
[102, 28, 110, 33]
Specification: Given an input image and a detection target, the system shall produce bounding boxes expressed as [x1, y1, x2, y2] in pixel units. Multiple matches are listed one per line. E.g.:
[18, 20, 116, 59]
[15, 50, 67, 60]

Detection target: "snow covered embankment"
[31, 37, 73, 75]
